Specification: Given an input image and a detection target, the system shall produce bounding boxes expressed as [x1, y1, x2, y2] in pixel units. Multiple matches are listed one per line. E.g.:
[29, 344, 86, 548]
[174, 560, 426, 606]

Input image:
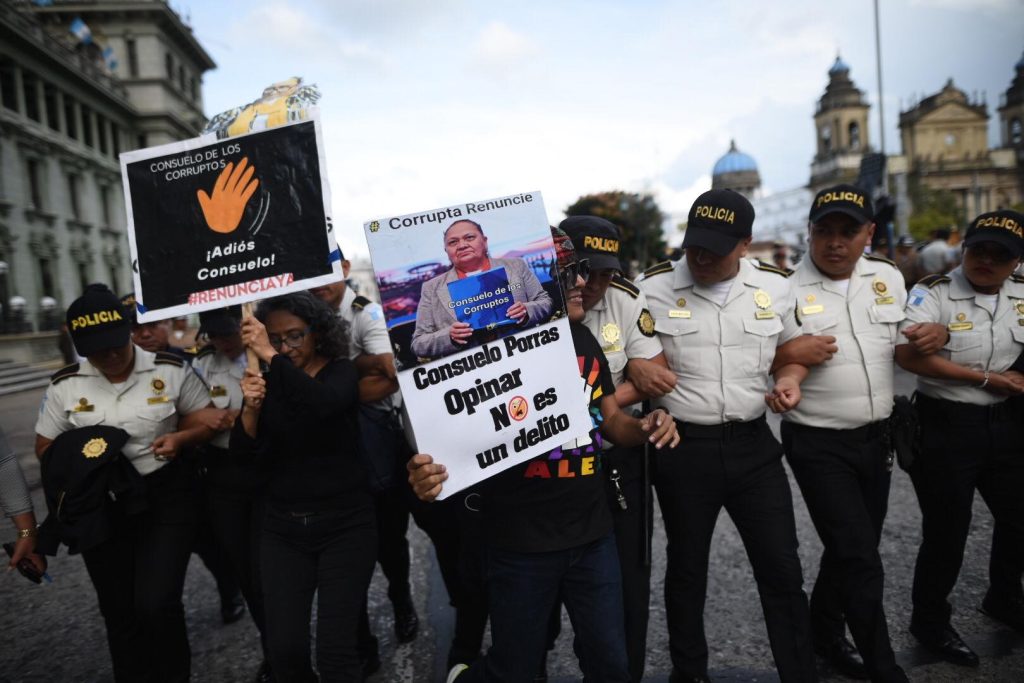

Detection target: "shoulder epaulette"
[642, 261, 673, 278]
[50, 363, 80, 385]
[864, 253, 896, 267]
[1011, 274, 1024, 284]
[754, 262, 792, 278]
[608, 274, 640, 299]
[154, 351, 185, 367]
[352, 295, 372, 310]
[916, 274, 950, 289]
[194, 345, 216, 359]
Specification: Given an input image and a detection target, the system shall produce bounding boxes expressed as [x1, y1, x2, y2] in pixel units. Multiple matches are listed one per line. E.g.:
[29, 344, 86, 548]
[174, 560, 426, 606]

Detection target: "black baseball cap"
[198, 306, 242, 338]
[67, 284, 131, 356]
[682, 189, 755, 256]
[809, 184, 874, 224]
[963, 210, 1024, 257]
[558, 216, 622, 271]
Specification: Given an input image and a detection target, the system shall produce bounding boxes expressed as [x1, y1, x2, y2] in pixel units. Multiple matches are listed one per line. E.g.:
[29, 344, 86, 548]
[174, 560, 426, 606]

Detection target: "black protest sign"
[122, 118, 340, 319]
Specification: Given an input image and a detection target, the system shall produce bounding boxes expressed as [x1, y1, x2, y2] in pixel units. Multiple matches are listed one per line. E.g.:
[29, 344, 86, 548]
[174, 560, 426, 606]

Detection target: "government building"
[0, 0, 213, 353]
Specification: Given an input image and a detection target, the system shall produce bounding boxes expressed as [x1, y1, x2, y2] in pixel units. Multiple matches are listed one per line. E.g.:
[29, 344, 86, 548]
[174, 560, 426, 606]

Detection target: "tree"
[564, 191, 667, 274]
[907, 178, 961, 240]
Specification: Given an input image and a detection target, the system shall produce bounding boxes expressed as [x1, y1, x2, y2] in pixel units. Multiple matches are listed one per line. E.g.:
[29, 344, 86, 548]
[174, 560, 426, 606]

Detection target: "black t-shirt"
[481, 322, 615, 553]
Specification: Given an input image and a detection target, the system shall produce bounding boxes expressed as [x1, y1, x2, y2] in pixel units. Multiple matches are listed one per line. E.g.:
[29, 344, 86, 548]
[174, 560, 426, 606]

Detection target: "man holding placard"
[409, 227, 679, 683]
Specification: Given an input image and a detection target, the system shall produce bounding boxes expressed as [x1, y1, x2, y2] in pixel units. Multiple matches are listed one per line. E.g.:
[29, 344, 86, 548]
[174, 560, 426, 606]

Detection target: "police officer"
[123, 291, 247, 626]
[34, 284, 212, 682]
[896, 209, 1024, 666]
[639, 189, 816, 683]
[190, 306, 274, 679]
[772, 185, 908, 682]
[561, 215, 675, 682]
[309, 256, 417, 676]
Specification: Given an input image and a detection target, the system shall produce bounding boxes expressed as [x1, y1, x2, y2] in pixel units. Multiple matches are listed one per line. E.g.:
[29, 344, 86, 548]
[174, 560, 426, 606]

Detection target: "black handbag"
[357, 404, 410, 493]
[889, 394, 920, 471]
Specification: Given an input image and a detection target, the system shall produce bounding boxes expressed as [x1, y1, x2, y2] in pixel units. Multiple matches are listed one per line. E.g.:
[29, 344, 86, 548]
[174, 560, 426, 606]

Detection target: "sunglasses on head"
[556, 258, 590, 293]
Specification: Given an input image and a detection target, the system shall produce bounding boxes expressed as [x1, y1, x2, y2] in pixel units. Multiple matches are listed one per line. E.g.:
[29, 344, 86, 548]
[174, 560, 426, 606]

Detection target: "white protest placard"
[120, 112, 342, 322]
[364, 191, 592, 498]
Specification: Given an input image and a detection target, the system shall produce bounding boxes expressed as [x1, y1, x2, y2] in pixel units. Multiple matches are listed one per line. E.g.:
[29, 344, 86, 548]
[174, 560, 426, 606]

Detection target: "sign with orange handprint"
[120, 114, 343, 322]
[197, 158, 260, 234]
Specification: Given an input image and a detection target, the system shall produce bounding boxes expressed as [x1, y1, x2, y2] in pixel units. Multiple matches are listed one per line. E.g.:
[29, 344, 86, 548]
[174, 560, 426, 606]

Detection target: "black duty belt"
[915, 393, 1014, 423]
[785, 419, 888, 441]
[674, 415, 765, 440]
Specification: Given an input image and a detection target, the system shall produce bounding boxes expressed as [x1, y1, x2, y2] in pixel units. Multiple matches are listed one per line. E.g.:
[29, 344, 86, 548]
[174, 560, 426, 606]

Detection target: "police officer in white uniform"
[639, 189, 816, 683]
[561, 215, 676, 682]
[896, 209, 1024, 667]
[773, 185, 908, 682]
[35, 284, 211, 682]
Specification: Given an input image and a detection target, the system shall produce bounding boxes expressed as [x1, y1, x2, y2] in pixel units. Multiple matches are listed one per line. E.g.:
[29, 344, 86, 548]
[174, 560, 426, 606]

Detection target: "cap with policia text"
[962, 209, 1024, 258]
[67, 284, 131, 356]
[559, 215, 622, 271]
[809, 183, 874, 225]
[682, 189, 755, 256]
[198, 306, 242, 338]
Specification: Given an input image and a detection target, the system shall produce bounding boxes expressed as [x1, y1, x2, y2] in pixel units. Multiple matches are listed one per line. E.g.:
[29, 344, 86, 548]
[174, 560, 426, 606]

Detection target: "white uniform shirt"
[581, 276, 664, 387]
[337, 285, 399, 411]
[191, 348, 246, 449]
[640, 258, 801, 424]
[899, 267, 1024, 405]
[783, 255, 907, 428]
[35, 347, 210, 475]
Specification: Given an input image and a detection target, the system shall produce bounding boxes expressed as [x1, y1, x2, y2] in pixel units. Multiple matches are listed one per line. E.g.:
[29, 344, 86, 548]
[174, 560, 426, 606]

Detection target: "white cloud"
[469, 21, 540, 71]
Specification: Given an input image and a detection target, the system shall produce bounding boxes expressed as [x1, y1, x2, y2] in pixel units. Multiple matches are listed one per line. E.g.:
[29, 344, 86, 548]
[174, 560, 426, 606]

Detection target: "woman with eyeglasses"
[895, 210, 1024, 667]
[410, 219, 554, 359]
[235, 291, 375, 682]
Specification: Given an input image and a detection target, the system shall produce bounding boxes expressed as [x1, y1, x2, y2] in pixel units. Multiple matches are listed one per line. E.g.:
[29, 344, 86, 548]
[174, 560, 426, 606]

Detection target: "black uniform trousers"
[603, 444, 653, 683]
[199, 446, 268, 651]
[81, 458, 198, 683]
[654, 416, 816, 683]
[782, 420, 903, 682]
[909, 394, 1024, 636]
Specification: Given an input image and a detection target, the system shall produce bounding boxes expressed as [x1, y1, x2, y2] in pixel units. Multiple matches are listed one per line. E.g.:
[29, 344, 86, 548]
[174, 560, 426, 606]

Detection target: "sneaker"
[446, 663, 469, 683]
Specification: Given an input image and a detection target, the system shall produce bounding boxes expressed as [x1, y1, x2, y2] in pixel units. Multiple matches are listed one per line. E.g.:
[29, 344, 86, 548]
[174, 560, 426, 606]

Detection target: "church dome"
[713, 140, 758, 176]
[829, 55, 850, 75]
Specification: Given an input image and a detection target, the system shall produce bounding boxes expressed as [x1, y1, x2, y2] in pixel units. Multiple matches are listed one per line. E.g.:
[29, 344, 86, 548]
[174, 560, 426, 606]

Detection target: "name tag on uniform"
[801, 304, 824, 315]
[668, 309, 691, 319]
[948, 322, 973, 332]
[72, 403, 95, 412]
[875, 296, 896, 305]
[602, 344, 622, 353]
[755, 310, 776, 320]
[147, 396, 171, 405]
[210, 386, 228, 397]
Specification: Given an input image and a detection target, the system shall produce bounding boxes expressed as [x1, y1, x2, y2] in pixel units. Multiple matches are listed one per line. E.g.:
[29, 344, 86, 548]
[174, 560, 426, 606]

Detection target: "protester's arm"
[355, 353, 400, 403]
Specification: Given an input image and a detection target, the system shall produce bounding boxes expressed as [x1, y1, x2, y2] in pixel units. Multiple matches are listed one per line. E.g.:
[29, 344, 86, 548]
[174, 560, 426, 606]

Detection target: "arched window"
[848, 121, 861, 150]
[1012, 118, 1022, 145]
[821, 124, 832, 154]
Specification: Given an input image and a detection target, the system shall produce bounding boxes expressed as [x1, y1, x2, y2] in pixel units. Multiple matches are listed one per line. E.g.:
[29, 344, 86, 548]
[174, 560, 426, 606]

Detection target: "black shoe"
[669, 670, 711, 683]
[360, 652, 381, 680]
[814, 635, 868, 679]
[980, 592, 1024, 632]
[909, 621, 979, 667]
[394, 604, 419, 643]
[254, 659, 273, 683]
[221, 593, 246, 625]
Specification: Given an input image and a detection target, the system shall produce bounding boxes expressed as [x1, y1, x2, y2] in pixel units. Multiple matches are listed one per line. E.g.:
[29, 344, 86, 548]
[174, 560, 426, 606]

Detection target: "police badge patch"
[638, 309, 655, 337]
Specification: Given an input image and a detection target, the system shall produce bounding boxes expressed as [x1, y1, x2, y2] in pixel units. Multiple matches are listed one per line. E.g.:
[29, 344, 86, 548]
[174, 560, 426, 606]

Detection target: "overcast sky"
[186, 0, 1024, 255]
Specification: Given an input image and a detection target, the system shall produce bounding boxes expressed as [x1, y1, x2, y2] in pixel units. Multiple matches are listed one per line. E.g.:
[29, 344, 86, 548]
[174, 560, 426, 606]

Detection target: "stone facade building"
[0, 0, 213, 335]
